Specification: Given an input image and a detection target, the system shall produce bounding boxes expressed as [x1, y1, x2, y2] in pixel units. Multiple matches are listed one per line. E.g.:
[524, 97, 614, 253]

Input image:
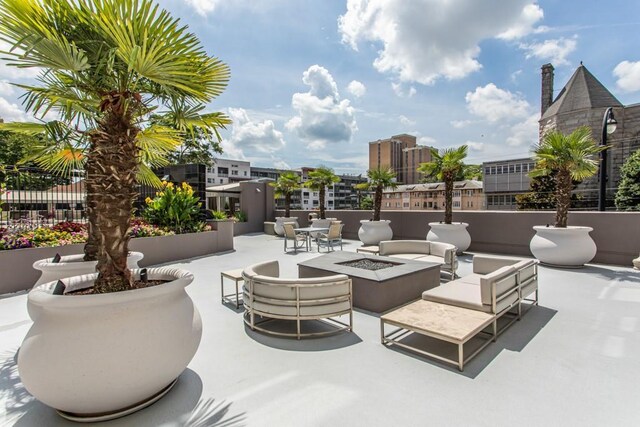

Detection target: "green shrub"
[233, 211, 247, 222]
[143, 181, 204, 234]
[210, 210, 228, 220]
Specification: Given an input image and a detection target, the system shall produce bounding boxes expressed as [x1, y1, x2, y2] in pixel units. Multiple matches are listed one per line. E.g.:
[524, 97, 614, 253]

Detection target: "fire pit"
[298, 252, 440, 313]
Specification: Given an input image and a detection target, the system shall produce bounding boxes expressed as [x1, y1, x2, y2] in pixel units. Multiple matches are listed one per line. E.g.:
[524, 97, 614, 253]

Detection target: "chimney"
[541, 63, 554, 116]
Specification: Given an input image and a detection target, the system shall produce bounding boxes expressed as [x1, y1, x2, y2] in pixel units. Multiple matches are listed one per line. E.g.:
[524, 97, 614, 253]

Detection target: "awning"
[205, 182, 241, 196]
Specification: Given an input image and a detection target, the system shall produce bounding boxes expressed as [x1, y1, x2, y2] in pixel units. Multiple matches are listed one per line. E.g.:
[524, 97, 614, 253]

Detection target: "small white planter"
[427, 222, 471, 254]
[18, 267, 202, 422]
[358, 220, 393, 245]
[634, 254, 640, 270]
[530, 226, 597, 267]
[33, 252, 144, 286]
[274, 217, 299, 236]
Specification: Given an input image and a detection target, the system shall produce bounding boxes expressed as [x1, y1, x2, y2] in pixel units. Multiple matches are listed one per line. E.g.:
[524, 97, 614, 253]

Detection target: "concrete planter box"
[0, 228, 234, 295]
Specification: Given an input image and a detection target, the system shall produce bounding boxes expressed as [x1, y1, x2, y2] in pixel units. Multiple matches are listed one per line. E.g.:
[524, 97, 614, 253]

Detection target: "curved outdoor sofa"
[242, 260, 353, 339]
[378, 240, 458, 279]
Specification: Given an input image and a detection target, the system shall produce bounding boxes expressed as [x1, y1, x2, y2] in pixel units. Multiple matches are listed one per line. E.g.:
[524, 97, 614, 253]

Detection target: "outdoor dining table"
[294, 226, 329, 251]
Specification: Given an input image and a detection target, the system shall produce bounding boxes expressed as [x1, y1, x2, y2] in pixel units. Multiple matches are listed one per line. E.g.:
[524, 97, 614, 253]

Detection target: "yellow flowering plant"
[142, 181, 205, 234]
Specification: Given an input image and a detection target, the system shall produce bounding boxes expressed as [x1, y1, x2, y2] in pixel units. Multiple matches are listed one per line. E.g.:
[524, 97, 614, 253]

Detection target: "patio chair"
[283, 223, 308, 253]
[317, 222, 343, 252]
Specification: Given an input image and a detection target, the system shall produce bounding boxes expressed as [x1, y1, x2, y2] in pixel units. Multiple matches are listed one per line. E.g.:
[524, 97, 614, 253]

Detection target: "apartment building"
[205, 158, 251, 185]
[368, 134, 433, 184]
[382, 180, 484, 210]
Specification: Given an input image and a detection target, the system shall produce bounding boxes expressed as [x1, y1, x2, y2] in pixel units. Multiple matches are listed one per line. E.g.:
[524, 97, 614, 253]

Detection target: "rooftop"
[1, 234, 639, 426]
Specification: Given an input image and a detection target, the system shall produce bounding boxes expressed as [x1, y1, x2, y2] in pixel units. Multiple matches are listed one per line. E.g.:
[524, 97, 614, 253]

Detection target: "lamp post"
[598, 107, 617, 211]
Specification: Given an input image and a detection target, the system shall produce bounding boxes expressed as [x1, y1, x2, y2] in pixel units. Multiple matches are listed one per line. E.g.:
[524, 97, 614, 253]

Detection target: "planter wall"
[276, 209, 640, 266]
[0, 229, 234, 295]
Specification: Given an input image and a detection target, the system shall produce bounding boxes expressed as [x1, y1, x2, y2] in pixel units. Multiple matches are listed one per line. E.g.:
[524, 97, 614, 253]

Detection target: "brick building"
[382, 180, 484, 211]
[539, 63, 640, 208]
[368, 134, 433, 184]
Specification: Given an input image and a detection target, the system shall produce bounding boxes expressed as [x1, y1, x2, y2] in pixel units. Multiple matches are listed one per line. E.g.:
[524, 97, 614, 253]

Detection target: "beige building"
[382, 180, 484, 211]
[368, 134, 433, 184]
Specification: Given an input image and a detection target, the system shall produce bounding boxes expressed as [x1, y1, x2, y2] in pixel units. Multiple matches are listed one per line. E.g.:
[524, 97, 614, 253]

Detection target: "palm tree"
[0, 0, 229, 293]
[356, 167, 397, 221]
[417, 145, 468, 224]
[304, 166, 340, 219]
[531, 127, 605, 227]
[270, 171, 301, 217]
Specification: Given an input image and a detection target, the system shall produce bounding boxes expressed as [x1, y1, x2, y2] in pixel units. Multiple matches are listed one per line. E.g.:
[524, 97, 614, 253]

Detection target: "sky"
[1, 0, 640, 174]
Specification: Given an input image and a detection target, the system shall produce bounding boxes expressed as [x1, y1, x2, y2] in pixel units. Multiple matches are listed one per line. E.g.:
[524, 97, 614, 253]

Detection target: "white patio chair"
[283, 223, 308, 253]
[317, 222, 343, 252]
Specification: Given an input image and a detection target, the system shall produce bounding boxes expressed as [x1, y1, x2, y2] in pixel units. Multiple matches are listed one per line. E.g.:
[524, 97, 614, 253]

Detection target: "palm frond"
[137, 163, 163, 188]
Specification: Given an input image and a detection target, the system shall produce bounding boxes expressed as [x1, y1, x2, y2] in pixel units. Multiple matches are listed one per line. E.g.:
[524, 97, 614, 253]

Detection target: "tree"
[356, 167, 397, 221]
[516, 173, 582, 211]
[530, 127, 605, 227]
[303, 166, 340, 219]
[0, 0, 229, 293]
[615, 148, 640, 210]
[420, 163, 481, 183]
[269, 171, 300, 217]
[360, 195, 373, 211]
[417, 145, 468, 224]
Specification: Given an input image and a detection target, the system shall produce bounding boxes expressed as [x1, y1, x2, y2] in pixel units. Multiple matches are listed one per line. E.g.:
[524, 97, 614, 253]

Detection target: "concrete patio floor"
[1, 233, 639, 426]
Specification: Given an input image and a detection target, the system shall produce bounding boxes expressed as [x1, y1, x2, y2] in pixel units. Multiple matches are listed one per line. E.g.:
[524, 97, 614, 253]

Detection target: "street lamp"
[598, 107, 617, 211]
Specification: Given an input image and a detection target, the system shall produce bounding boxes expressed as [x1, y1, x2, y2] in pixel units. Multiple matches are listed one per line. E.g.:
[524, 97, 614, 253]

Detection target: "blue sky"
[2, 0, 640, 174]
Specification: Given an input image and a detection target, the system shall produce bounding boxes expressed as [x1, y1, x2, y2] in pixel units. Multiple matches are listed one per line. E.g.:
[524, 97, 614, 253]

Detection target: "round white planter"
[634, 254, 640, 270]
[274, 217, 299, 236]
[33, 252, 144, 286]
[427, 222, 471, 254]
[529, 226, 597, 267]
[18, 267, 202, 422]
[358, 220, 393, 245]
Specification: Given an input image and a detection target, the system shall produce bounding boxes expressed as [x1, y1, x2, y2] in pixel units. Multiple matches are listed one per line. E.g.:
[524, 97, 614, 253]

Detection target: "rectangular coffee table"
[381, 300, 496, 371]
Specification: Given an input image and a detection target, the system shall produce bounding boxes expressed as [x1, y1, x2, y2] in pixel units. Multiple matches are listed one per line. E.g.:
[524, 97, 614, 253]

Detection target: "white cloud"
[496, 4, 546, 40]
[339, 0, 543, 84]
[0, 80, 15, 96]
[510, 69, 523, 82]
[519, 37, 577, 66]
[222, 107, 286, 159]
[398, 115, 415, 126]
[465, 141, 485, 151]
[286, 65, 357, 150]
[506, 114, 539, 147]
[273, 159, 291, 170]
[184, 0, 217, 16]
[391, 82, 416, 98]
[465, 83, 530, 123]
[0, 96, 29, 122]
[450, 119, 474, 129]
[347, 80, 366, 98]
[613, 61, 640, 93]
[418, 136, 436, 145]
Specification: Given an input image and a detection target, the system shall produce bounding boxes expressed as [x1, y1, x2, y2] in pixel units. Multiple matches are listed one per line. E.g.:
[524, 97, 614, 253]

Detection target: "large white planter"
[32, 252, 144, 286]
[18, 267, 202, 422]
[530, 226, 597, 267]
[427, 222, 471, 254]
[274, 217, 299, 236]
[358, 220, 393, 245]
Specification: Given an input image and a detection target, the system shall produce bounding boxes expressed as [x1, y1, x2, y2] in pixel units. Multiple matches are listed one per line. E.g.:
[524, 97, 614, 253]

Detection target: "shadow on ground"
[385, 304, 557, 379]
[244, 320, 362, 351]
[0, 349, 246, 426]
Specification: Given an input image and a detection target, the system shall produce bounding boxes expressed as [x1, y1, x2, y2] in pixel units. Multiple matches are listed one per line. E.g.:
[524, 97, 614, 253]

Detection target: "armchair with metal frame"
[316, 222, 343, 252]
[283, 222, 308, 253]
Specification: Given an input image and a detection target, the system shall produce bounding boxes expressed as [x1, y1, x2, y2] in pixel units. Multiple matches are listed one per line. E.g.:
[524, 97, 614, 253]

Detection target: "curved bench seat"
[242, 260, 353, 339]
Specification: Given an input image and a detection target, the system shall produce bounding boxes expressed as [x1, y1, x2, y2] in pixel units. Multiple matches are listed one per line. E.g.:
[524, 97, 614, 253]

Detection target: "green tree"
[149, 115, 223, 166]
[269, 171, 300, 217]
[420, 163, 480, 183]
[417, 145, 468, 224]
[359, 195, 373, 211]
[530, 127, 604, 227]
[356, 167, 397, 221]
[303, 166, 340, 219]
[0, 0, 229, 293]
[515, 173, 582, 211]
[615, 148, 640, 210]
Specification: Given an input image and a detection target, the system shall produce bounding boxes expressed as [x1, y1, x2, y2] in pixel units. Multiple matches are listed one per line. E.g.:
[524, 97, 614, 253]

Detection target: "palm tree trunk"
[319, 187, 325, 219]
[373, 185, 382, 221]
[555, 169, 571, 228]
[444, 176, 453, 224]
[284, 193, 291, 218]
[91, 105, 140, 293]
[83, 150, 99, 261]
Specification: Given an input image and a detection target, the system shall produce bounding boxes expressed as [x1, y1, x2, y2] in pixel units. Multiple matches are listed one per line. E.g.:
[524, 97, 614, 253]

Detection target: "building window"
[385, 202, 390, 207]
[485, 167, 491, 175]
[453, 201, 460, 208]
[207, 178, 213, 184]
[515, 164, 521, 173]
[509, 165, 515, 173]
[243, 171, 247, 176]
[219, 179, 223, 184]
[231, 170, 238, 176]
[490, 166, 496, 174]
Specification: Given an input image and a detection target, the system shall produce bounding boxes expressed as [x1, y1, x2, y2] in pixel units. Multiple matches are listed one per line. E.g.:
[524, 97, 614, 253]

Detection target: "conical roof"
[542, 64, 622, 119]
